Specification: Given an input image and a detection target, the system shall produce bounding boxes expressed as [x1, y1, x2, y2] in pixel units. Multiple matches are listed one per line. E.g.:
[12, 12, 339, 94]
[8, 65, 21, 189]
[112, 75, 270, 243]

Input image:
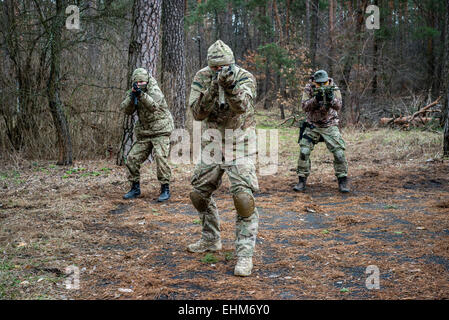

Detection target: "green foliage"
[201, 253, 219, 264]
[256, 43, 298, 84]
[412, 26, 441, 40]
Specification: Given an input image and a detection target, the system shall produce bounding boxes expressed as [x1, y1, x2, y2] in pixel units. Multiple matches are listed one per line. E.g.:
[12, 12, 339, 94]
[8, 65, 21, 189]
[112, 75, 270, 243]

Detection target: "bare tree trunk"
[162, 0, 186, 128]
[328, 0, 335, 75]
[305, 0, 311, 45]
[117, 0, 162, 165]
[2, 0, 38, 151]
[263, 60, 272, 109]
[47, 0, 72, 165]
[310, 0, 319, 69]
[372, 0, 379, 94]
[444, 89, 449, 156]
[443, 0, 449, 156]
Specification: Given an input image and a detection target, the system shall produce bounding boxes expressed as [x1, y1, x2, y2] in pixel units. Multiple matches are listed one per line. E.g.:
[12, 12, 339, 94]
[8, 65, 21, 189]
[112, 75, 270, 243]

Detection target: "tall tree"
[47, 0, 73, 165]
[162, 0, 186, 128]
[328, 0, 335, 75]
[443, 0, 449, 156]
[310, 0, 319, 69]
[117, 0, 162, 165]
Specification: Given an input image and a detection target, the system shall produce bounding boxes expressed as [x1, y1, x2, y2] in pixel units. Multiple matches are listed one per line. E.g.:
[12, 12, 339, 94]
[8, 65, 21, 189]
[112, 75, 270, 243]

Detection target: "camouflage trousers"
[191, 158, 259, 257]
[126, 135, 171, 184]
[296, 125, 348, 178]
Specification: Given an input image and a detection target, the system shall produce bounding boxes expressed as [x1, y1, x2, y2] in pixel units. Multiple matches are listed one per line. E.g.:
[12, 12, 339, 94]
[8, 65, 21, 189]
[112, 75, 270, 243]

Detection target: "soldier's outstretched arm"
[225, 75, 256, 114]
[189, 74, 216, 121]
[120, 90, 135, 115]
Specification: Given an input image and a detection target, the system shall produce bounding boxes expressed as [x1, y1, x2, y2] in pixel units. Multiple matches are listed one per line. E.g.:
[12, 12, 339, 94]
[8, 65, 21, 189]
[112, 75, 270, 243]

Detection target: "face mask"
[138, 83, 148, 91]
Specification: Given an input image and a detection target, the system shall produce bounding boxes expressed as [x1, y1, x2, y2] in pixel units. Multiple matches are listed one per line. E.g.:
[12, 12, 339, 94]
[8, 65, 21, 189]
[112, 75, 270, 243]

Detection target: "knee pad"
[190, 190, 209, 212]
[334, 149, 345, 163]
[300, 147, 310, 161]
[233, 192, 255, 218]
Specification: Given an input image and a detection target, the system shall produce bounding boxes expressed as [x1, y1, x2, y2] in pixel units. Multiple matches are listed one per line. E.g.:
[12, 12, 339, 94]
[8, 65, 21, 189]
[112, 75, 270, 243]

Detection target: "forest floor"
[1, 111, 448, 300]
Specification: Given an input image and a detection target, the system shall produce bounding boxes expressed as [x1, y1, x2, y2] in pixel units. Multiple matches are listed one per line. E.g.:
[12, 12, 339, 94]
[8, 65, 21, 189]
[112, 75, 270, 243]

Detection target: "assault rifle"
[312, 85, 339, 107]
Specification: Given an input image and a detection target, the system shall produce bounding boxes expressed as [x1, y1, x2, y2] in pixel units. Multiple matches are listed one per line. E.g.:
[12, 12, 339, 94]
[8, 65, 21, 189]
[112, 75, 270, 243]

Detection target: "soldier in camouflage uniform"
[187, 40, 259, 277]
[294, 70, 350, 193]
[120, 68, 174, 201]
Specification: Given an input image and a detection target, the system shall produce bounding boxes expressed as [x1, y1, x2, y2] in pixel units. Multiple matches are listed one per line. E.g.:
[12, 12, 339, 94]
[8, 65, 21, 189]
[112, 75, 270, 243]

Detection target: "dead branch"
[379, 96, 441, 127]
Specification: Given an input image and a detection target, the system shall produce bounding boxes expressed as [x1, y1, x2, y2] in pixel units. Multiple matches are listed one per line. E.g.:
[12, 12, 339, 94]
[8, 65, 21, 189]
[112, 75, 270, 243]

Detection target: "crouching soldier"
[187, 40, 259, 276]
[120, 68, 174, 201]
[294, 69, 350, 193]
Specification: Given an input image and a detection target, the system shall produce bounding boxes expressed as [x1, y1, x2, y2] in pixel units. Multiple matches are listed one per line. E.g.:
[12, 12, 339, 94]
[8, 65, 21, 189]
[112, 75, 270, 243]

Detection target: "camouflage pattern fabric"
[120, 68, 174, 138]
[301, 78, 343, 128]
[189, 65, 257, 158]
[121, 68, 174, 184]
[126, 135, 171, 184]
[206, 39, 235, 67]
[296, 125, 348, 178]
[188, 40, 259, 258]
[191, 159, 259, 257]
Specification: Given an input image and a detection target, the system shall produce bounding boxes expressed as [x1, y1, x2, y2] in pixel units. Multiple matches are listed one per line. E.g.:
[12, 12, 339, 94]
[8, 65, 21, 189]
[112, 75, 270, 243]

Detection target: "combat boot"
[187, 238, 222, 253]
[157, 184, 170, 202]
[293, 176, 307, 192]
[234, 256, 253, 277]
[123, 182, 141, 199]
[338, 176, 350, 193]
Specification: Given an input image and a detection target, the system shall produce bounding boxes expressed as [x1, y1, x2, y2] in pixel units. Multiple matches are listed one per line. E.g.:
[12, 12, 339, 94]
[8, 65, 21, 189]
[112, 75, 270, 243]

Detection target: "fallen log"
[409, 96, 441, 121]
[379, 117, 433, 126]
[379, 96, 441, 127]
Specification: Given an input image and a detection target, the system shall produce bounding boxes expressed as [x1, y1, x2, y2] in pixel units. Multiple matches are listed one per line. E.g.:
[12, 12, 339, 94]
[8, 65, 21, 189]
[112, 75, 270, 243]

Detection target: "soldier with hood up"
[120, 68, 174, 202]
[187, 40, 259, 277]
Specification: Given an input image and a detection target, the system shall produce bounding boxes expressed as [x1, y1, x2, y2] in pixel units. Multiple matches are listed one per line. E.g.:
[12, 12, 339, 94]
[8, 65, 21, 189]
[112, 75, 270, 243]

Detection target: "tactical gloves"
[325, 89, 334, 102]
[133, 82, 142, 97]
[314, 88, 324, 102]
[210, 74, 219, 96]
[218, 64, 235, 90]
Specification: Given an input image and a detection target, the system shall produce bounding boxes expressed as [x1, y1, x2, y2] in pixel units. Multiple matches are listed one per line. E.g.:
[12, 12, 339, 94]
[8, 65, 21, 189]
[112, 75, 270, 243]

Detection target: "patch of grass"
[0, 260, 15, 271]
[384, 204, 399, 209]
[201, 253, 218, 264]
[193, 219, 201, 224]
[0, 259, 21, 299]
[100, 167, 111, 173]
[224, 251, 234, 261]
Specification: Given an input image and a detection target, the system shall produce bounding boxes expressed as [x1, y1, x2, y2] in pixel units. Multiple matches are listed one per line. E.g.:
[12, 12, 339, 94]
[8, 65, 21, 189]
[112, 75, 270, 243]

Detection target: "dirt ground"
[1, 126, 448, 300]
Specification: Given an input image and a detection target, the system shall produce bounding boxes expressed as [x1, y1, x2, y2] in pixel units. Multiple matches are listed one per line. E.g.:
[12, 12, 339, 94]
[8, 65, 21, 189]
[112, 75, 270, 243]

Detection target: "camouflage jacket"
[120, 76, 174, 138]
[301, 78, 342, 127]
[189, 65, 257, 159]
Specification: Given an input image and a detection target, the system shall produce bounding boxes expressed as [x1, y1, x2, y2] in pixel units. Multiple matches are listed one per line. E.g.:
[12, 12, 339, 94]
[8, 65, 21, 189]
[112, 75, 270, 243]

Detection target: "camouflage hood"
[207, 40, 235, 67]
[131, 68, 149, 83]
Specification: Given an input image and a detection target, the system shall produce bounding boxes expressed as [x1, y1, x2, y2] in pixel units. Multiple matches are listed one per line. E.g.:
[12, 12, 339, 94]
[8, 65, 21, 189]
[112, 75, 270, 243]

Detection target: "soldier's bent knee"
[233, 192, 255, 218]
[334, 149, 346, 162]
[300, 147, 310, 161]
[190, 190, 209, 212]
